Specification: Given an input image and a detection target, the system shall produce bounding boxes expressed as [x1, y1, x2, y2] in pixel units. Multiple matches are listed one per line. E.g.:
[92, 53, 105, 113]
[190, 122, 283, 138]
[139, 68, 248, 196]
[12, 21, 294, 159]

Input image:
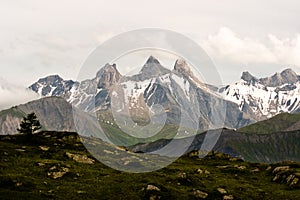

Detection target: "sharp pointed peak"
[145, 55, 160, 64]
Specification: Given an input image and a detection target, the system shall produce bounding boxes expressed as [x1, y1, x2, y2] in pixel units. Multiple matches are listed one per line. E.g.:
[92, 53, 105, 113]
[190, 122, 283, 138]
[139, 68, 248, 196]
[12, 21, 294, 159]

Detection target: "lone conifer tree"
[17, 112, 42, 135]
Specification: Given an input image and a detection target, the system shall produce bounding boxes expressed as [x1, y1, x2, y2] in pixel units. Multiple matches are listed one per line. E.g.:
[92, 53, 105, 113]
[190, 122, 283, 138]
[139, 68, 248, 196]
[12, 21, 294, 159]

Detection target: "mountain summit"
[30, 75, 78, 98]
[96, 63, 121, 89]
[145, 55, 160, 64]
[131, 56, 171, 81]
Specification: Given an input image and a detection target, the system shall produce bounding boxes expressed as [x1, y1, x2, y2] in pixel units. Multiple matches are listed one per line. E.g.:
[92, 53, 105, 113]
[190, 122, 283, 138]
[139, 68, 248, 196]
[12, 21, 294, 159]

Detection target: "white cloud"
[0, 78, 39, 111]
[202, 27, 300, 67]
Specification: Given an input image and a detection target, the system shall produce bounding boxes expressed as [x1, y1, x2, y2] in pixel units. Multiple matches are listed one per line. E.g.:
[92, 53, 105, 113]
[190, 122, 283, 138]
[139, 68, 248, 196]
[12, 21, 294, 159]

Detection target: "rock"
[47, 167, 70, 179]
[65, 152, 95, 164]
[290, 177, 299, 187]
[146, 185, 160, 192]
[15, 182, 23, 187]
[197, 169, 210, 175]
[272, 166, 290, 174]
[272, 174, 281, 182]
[204, 170, 210, 175]
[251, 168, 260, 172]
[49, 166, 57, 171]
[217, 188, 227, 194]
[223, 195, 234, 200]
[190, 190, 208, 199]
[265, 166, 272, 171]
[39, 146, 50, 151]
[234, 165, 246, 170]
[37, 162, 45, 167]
[15, 149, 26, 152]
[178, 172, 187, 179]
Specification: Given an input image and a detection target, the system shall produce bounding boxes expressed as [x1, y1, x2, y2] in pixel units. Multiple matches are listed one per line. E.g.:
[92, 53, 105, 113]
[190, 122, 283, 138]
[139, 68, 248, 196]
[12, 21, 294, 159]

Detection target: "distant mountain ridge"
[131, 112, 300, 163]
[0, 97, 75, 135]
[219, 68, 300, 119]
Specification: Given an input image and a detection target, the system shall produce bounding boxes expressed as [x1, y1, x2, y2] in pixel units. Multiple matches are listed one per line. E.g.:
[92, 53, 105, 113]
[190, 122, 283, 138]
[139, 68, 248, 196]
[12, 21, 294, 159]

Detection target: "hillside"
[238, 112, 300, 134]
[0, 131, 300, 200]
[0, 97, 76, 135]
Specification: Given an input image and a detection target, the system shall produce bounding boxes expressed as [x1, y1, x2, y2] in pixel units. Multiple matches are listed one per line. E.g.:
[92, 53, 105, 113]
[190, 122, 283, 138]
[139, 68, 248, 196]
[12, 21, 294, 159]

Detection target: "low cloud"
[202, 27, 300, 67]
[0, 78, 39, 111]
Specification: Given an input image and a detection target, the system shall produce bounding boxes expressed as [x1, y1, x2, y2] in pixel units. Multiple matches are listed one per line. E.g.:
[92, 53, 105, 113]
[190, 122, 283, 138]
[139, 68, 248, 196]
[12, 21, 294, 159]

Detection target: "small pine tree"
[17, 112, 42, 135]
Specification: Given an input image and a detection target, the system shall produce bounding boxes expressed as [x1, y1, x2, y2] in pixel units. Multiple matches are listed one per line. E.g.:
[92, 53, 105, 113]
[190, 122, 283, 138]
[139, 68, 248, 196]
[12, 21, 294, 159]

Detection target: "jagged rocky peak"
[260, 68, 299, 87]
[241, 71, 258, 83]
[37, 74, 64, 85]
[173, 59, 193, 77]
[29, 74, 77, 97]
[96, 63, 122, 89]
[131, 56, 170, 81]
[145, 55, 160, 64]
[140, 55, 168, 72]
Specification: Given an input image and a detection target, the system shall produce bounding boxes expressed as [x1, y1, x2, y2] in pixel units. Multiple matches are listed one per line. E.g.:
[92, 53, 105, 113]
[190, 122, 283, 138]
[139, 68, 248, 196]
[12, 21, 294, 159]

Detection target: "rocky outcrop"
[272, 166, 300, 188]
[65, 152, 95, 164]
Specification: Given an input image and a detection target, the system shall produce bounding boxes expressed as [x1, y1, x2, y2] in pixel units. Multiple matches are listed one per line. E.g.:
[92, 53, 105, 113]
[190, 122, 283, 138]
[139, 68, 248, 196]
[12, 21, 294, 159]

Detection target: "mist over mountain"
[0, 78, 39, 111]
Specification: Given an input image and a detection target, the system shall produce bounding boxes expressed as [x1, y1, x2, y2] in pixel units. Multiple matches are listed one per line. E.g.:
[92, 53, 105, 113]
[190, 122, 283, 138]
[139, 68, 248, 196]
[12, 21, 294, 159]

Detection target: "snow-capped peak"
[220, 69, 300, 119]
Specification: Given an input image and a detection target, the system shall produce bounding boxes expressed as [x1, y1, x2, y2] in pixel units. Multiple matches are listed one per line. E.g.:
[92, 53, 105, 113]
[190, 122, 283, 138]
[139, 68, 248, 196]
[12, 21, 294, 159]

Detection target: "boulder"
[65, 152, 95, 164]
[190, 190, 208, 199]
[146, 185, 160, 192]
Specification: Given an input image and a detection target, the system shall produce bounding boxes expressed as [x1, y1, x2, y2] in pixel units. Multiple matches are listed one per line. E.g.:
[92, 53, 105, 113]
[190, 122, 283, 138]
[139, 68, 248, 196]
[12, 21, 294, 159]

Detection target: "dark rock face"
[241, 71, 258, 83]
[260, 68, 299, 87]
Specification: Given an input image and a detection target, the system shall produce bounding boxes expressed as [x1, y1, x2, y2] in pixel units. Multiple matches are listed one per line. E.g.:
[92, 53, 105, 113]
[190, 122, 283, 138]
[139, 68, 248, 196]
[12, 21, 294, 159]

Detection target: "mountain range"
[29, 56, 300, 130]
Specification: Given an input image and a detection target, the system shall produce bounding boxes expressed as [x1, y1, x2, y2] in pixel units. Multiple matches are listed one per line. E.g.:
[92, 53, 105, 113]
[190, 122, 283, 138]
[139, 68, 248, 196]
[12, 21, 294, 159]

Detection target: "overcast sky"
[1, 0, 300, 109]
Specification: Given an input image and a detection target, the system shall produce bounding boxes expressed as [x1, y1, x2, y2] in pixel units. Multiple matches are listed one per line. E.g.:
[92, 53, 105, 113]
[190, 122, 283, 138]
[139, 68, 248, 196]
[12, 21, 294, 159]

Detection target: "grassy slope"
[238, 112, 300, 134]
[0, 131, 299, 200]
